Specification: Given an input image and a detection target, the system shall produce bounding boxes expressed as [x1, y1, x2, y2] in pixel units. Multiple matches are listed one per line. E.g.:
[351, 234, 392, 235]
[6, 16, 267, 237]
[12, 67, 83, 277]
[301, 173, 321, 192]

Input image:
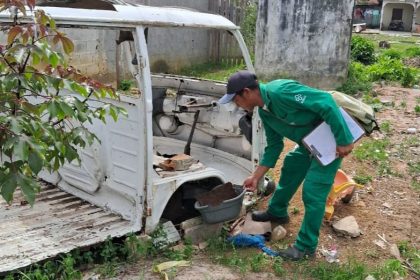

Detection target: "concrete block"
[183, 222, 223, 244]
[180, 217, 203, 230]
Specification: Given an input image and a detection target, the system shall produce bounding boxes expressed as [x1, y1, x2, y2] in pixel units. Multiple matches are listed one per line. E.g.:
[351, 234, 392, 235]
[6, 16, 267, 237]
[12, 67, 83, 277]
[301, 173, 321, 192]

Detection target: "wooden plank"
[0, 182, 132, 273]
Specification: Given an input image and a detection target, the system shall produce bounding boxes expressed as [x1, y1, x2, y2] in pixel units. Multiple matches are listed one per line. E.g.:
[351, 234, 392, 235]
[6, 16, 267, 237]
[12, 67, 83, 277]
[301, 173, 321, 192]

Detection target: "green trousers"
[268, 145, 342, 253]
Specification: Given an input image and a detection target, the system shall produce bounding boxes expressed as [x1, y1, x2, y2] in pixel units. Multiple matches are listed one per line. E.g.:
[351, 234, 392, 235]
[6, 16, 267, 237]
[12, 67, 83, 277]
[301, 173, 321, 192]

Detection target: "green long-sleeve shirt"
[258, 80, 354, 168]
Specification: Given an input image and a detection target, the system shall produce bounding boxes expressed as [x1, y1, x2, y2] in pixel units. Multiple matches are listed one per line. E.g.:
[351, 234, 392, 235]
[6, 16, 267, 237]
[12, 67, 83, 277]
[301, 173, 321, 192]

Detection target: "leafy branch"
[0, 1, 126, 205]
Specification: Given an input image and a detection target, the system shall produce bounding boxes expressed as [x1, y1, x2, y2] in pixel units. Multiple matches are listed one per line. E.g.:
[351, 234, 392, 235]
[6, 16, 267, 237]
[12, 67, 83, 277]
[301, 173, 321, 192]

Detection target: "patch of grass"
[395, 135, 419, 160]
[118, 79, 134, 91]
[354, 139, 390, 162]
[372, 259, 407, 280]
[404, 47, 420, 57]
[353, 173, 373, 185]
[354, 139, 391, 176]
[408, 161, 420, 176]
[178, 62, 246, 82]
[380, 48, 403, 60]
[272, 258, 286, 277]
[360, 34, 418, 52]
[398, 241, 420, 275]
[304, 259, 369, 280]
[250, 253, 269, 272]
[362, 93, 383, 111]
[303, 257, 413, 280]
[379, 120, 392, 134]
[415, 105, 420, 114]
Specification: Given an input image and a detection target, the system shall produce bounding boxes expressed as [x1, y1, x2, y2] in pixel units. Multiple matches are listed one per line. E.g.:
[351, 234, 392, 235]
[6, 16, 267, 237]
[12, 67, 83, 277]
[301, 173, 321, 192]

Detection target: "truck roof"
[0, 4, 239, 30]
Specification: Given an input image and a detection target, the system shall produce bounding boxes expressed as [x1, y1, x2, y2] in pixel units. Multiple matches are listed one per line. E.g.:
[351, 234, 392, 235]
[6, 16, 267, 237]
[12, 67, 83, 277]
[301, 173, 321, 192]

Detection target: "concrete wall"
[382, 3, 414, 31]
[416, 7, 420, 25]
[254, 0, 354, 89]
[128, 0, 211, 73]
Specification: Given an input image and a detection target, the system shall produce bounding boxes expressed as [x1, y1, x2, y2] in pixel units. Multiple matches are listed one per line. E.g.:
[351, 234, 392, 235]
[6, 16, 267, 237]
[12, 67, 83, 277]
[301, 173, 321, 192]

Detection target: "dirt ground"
[96, 86, 419, 280]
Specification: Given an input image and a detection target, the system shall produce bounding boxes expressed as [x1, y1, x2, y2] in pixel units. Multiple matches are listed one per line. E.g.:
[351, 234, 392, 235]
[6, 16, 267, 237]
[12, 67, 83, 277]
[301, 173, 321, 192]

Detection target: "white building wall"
[382, 3, 414, 31]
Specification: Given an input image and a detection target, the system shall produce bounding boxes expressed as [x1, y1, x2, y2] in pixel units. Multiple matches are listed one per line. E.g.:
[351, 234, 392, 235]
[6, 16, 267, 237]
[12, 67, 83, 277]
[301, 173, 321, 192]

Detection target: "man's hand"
[243, 165, 270, 192]
[243, 175, 259, 192]
[336, 143, 354, 157]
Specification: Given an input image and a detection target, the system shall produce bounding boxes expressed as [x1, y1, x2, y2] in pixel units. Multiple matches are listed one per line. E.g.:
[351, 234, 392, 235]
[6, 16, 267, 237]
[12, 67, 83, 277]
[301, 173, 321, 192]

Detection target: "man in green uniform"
[219, 71, 354, 260]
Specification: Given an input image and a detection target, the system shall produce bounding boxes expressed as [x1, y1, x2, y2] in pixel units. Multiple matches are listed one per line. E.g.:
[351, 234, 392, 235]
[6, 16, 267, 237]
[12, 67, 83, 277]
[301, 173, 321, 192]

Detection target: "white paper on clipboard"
[302, 107, 365, 166]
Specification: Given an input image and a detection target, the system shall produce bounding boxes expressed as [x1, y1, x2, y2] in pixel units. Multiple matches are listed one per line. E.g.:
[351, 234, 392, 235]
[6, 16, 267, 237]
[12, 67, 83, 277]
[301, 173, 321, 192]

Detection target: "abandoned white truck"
[0, 3, 265, 273]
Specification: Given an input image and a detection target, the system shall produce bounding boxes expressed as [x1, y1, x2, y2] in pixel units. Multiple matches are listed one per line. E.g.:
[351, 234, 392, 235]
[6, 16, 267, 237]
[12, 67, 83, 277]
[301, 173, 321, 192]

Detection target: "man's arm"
[244, 115, 284, 192]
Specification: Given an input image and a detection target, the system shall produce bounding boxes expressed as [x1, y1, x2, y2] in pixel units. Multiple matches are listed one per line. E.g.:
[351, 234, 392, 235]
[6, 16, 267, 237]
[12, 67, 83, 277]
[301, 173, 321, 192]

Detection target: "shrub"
[337, 61, 371, 95]
[367, 57, 417, 87]
[380, 49, 402, 60]
[405, 47, 420, 57]
[351, 36, 376, 65]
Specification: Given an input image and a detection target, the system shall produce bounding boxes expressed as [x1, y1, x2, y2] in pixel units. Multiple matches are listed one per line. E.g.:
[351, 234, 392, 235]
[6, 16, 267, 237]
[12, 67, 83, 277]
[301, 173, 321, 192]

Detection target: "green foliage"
[272, 258, 285, 277]
[354, 139, 391, 175]
[380, 49, 402, 60]
[305, 259, 368, 280]
[337, 61, 372, 95]
[372, 259, 407, 280]
[398, 241, 420, 275]
[415, 105, 420, 114]
[353, 173, 373, 185]
[240, 1, 257, 54]
[367, 57, 417, 87]
[351, 36, 376, 65]
[0, 2, 125, 204]
[404, 47, 420, 57]
[250, 253, 269, 272]
[178, 62, 246, 81]
[362, 93, 383, 110]
[380, 120, 392, 134]
[57, 254, 82, 280]
[354, 139, 390, 162]
[118, 79, 133, 91]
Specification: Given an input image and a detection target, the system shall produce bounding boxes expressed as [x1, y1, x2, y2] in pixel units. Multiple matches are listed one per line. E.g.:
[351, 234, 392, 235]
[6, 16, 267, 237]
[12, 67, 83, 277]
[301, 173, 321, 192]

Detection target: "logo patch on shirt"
[294, 94, 306, 104]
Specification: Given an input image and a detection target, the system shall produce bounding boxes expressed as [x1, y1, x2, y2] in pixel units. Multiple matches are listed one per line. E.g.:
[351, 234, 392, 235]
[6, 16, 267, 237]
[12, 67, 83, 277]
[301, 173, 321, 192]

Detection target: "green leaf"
[47, 101, 58, 117]
[70, 82, 89, 97]
[59, 101, 75, 117]
[32, 53, 40, 65]
[109, 106, 118, 122]
[49, 52, 60, 68]
[18, 175, 37, 206]
[65, 146, 78, 163]
[14, 140, 29, 161]
[1, 173, 18, 203]
[28, 151, 43, 175]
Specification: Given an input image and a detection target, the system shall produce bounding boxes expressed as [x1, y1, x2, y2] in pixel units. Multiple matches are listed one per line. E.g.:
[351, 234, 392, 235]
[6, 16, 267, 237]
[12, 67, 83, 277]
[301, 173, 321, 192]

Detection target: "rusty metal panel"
[0, 183, 132, 273]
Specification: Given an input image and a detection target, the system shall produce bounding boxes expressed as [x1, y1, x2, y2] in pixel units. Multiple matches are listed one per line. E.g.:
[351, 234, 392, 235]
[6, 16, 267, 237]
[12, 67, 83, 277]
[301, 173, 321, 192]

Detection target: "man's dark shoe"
[278, 245, 315, 261]
[251, 210, 289, 224]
